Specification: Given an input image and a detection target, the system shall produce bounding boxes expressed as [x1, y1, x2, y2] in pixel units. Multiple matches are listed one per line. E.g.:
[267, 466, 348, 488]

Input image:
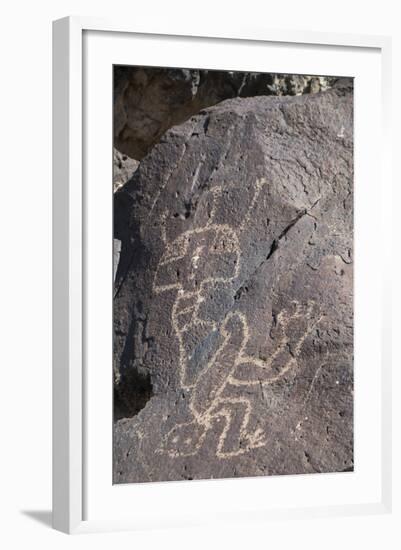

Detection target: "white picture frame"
[52, 16, 392, 534]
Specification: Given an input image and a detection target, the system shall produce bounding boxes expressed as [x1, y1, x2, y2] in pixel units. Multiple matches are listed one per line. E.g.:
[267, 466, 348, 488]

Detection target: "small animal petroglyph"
[152, 179, 322, 458]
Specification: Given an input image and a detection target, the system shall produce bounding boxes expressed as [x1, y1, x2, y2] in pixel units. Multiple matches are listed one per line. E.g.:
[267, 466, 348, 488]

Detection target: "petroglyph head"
[153, 224, 241, 294]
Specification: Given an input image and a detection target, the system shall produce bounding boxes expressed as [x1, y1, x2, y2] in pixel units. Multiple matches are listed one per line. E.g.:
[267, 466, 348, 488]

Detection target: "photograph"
[0, 0, 395, 543]
[112, 66, 354, 484]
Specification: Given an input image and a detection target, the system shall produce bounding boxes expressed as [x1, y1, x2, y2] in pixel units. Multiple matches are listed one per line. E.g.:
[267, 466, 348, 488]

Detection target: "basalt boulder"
[113, 80, 353, 483]
[114, 67, 335, 160]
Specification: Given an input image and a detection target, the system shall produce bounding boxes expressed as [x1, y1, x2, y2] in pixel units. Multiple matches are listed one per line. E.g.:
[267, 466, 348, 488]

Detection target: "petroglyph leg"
[190, 311, 248, 417]
[211, 398, 266, 458]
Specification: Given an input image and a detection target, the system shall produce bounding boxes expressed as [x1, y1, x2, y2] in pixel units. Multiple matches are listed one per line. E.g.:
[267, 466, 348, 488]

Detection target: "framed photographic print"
[52, 17, 392, 534]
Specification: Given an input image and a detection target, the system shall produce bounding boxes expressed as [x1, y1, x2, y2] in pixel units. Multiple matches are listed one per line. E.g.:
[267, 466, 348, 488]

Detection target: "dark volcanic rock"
[114, 67, 335, 160]
[113, 81, 354, 483]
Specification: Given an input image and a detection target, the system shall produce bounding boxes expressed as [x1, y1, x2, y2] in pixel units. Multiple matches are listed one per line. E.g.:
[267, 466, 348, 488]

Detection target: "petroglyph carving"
[113, 84, 355, 483]
[159, 303, 321, 459]
[153, 179, 322, 459]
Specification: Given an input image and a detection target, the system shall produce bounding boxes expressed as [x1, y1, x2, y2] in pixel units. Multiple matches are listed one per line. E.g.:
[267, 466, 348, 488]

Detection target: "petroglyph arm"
[230, 301, 323, 386]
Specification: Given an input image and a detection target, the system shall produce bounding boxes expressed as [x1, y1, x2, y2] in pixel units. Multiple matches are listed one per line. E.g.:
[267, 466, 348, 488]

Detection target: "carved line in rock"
[158, 303, 321, 459]
[153, 178, 267, 388]
[151, 178, 322, 459]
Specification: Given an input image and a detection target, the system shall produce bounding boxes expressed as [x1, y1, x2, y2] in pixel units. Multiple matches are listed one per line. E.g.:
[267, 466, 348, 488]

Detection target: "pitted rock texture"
[114, 67, 335, 160]
[113, 80, 353, 483]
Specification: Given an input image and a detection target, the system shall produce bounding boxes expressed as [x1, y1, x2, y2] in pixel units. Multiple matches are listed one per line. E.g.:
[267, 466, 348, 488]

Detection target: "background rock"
[113, 80, 353, 483]
[113, 147, 139, 192]
[114, 67, 335, 160]
[113, 239, 121, 281]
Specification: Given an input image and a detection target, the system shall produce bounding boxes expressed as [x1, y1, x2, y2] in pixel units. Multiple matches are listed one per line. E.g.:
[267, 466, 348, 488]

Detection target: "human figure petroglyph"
[152, 179, 322, 458]
[158, 302, 321, 458]
[154, 222, 241, 389]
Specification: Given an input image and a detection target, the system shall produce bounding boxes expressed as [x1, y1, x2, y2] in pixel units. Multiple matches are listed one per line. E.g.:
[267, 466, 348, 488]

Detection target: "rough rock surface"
[113, 80, 353, 483]
[113, 148, 139, 192]
[114, 67, 335, 160]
